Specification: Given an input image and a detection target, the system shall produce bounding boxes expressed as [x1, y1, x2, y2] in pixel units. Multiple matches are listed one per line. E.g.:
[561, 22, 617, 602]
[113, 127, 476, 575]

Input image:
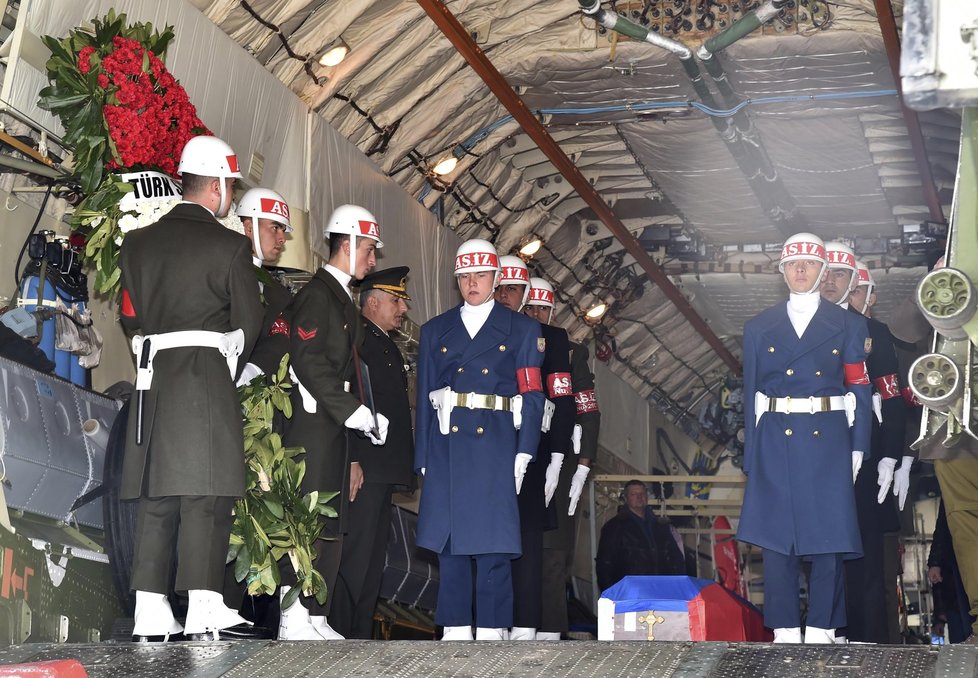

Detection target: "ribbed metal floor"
[0, 640, 961, 677]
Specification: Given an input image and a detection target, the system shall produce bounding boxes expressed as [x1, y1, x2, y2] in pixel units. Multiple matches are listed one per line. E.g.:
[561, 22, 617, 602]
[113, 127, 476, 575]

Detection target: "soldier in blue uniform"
[821, 245, 907, 643]
[493, 258, 575, 641]
[415, 239, 546, 641]
[737, 233, 872, 644]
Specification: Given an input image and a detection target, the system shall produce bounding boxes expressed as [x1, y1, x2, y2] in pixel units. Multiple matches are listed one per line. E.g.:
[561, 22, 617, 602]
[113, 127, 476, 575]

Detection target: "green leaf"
[281, 584, 301, 611]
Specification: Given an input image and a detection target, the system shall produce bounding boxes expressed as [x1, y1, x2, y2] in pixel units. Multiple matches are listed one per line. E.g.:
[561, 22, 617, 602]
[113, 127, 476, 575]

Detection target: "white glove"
[567, 464, 590, 516]
[544, 453, 564, 507]
[365, 412, 390, 446]
[852, 451, 864, 484]
[235, 362, 263, 387]
[893, 455, 914, 510]
[515, 453, 532, 494]
[345, 404, 382, 437]
[876, 457, 897, 503]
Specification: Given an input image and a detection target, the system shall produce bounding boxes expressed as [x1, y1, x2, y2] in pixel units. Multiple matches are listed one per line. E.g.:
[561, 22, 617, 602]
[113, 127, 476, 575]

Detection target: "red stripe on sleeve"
[121, 289, 136, 318]
[873, 374, 901, 400]
[574, 389, 599, 414]
[517, 367, 543, 394]
[547, 372, 573, 398]
[844, 362, 870, 386]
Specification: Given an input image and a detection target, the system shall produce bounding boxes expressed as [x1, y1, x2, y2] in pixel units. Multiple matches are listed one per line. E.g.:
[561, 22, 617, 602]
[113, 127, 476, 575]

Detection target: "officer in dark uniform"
[737, 232, 872, 644]
[820, 245, 906, 644]
[537, 291, 600, 640]
[415, 239, 545, 641]
[332, 266, 415, 639]
[493, 260, 575, 641]
[235, 187, 294, 382]
[277, 204, 390, 640]
[119, 136, 263, 640]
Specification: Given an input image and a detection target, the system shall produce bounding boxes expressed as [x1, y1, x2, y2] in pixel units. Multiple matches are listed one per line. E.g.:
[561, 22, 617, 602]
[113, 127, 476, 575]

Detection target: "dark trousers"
[279, 536, 343, 616]
[512, 526, 543, 628]
[763, 549, 845, 629]
[436, 551, 513, 628]
[331, 482, 393, 638]
[540, 546, 573, 633]
[130, 495, 235, 593]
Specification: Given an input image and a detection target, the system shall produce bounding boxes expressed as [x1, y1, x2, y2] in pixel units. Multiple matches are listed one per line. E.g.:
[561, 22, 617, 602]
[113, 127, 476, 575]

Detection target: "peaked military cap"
[358, 265, 411, 300]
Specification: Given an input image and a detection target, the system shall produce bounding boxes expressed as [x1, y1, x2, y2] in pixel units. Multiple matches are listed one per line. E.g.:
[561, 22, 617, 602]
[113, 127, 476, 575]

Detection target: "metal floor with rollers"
[0, 640, 974, 677]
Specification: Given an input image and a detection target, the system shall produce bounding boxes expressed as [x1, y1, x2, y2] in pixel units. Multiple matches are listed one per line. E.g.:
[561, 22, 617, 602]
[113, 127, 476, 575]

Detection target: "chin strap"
[249, 218, 266, 262]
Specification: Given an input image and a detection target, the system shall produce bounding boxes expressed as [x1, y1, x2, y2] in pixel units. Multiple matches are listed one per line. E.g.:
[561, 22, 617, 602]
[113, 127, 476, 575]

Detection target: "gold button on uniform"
[813, 430, 820, 437]
[441, 346, 447, 353]
[476, 427, 484, 435]
[499, 345, 507, 352]
[482, 368, 489, 375]
[451, 425, 458, 433]
[457, 367, 464, 373]
[815, 371, 822, 377]
[786, 368, 794, 376]
[768, 346, 775, 353]
[785, 429, 793, 436]
[832, 348, 840, 355]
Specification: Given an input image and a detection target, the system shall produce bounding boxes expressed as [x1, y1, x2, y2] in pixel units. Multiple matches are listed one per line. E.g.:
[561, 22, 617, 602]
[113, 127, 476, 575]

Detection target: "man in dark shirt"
[595, 480, 686, 592]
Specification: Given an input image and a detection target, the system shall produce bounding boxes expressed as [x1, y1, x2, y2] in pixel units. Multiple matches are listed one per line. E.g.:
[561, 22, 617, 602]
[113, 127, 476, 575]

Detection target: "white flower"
[218, 204, 245, 235]
[118, 213, 139, 233]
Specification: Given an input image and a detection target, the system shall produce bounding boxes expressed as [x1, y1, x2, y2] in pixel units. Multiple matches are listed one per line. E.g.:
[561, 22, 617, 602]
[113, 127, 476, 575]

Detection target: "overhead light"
[585, 303, 608, 321]
[318, 41, 349, 67]
[431, 156, 458, 176]
[518, 236, 543, 258]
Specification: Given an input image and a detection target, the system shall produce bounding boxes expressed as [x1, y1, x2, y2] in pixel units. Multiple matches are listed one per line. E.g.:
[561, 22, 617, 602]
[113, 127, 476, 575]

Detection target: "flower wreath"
[38, 9, 209, 295]
[38, 11, 332, 605]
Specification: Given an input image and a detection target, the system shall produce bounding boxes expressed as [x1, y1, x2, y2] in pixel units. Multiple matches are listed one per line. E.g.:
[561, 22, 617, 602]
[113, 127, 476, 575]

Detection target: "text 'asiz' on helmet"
[778, 232, 827, 271]
[238, 187, 292, 232]
[454, 238, 500, 275]
[498, 254, 530, 307]
[324, 204, 384, 247]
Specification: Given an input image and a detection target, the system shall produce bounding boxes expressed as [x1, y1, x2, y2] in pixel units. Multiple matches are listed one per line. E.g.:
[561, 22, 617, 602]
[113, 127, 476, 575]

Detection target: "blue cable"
[428, 88, 900, 199]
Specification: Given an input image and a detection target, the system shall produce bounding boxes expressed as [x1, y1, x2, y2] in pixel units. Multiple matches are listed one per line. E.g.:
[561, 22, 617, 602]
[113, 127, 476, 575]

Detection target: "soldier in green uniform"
[235, 187, 294, 382]
[277, 204, 390, 640]
[119, 135, 264, 641]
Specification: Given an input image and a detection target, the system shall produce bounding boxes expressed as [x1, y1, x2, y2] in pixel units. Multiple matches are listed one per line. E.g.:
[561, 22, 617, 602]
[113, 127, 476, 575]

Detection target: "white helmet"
[238, 187, 291, 262]
[324, 204, 383, 277]
[177, 136, 242, 179]
[779, 232, 827, 295]
[855, 260, 875, 289]
[527, 276, 556, 324]
[824, 241, 857, 303]
[498, 255, 530, 308]
[238, 187, 292, 232]
[454, 238, 500, 275]
[853, 260, 876, 314]
[825, 241, 856, 272]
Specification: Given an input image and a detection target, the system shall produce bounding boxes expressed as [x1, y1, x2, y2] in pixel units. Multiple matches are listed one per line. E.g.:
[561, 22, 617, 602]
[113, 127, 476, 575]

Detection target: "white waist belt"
[755, 392, 856, 427]
[429, 386, 524, 435]
[132, 329, 245, 391]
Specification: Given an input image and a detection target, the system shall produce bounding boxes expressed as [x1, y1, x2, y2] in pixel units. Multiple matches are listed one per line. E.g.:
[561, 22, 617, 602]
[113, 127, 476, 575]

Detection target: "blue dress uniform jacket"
[737, 300, 871, 557]
[415, 302, 545, 556]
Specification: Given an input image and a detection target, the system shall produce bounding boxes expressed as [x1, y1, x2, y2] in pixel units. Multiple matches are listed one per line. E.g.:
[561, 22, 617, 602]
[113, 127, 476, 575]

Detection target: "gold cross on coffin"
[638, 611, 666, 641]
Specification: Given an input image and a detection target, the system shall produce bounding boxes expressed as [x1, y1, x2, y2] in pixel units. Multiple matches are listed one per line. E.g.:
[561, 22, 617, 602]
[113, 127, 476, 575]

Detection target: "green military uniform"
[540, 340, 600, 634]
[248, 274, 292, 376]
[119, 202, 263, 594]
[281, 266, 364, 614]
